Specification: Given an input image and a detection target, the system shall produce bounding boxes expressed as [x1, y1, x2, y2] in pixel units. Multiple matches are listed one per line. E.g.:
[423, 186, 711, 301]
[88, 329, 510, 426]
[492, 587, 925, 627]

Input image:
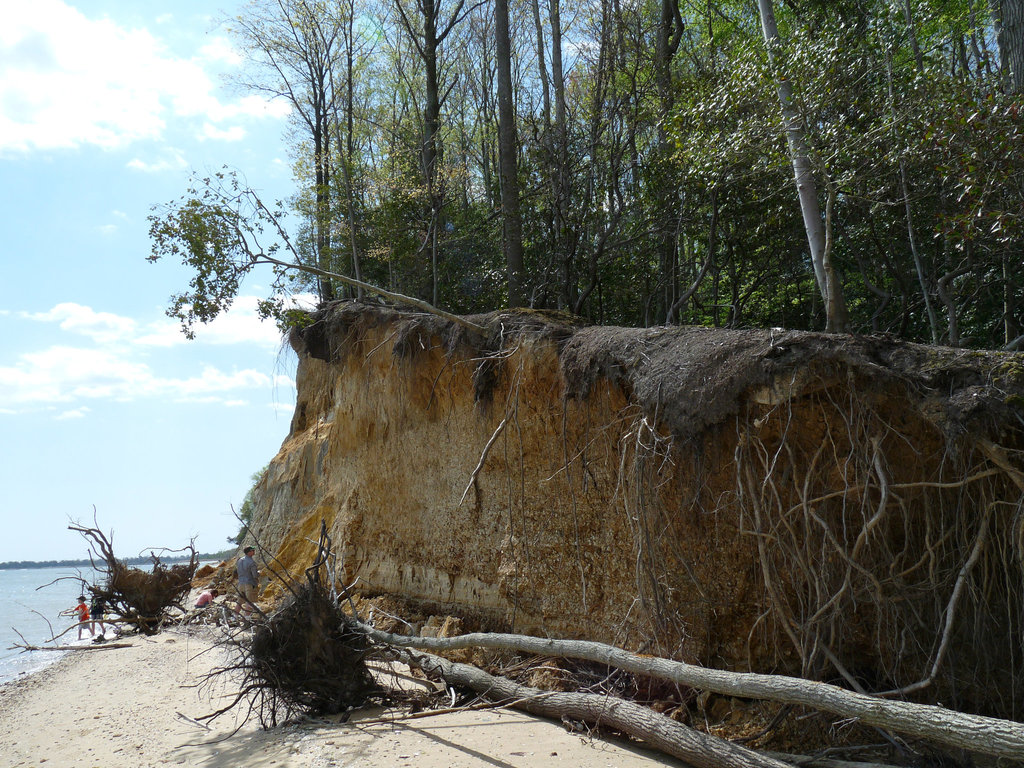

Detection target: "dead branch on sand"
[11, 642, 133, 652]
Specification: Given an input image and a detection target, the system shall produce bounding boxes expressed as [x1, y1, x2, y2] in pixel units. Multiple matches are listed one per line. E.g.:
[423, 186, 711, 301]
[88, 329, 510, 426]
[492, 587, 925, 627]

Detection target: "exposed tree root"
[199, 522, 382, 727]
[204, 516, 1024, 764]
[67, 520, 197, 635]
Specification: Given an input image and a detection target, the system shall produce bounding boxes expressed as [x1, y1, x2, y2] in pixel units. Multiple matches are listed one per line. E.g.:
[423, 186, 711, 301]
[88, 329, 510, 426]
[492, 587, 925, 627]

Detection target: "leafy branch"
[148, 168, 485, 337]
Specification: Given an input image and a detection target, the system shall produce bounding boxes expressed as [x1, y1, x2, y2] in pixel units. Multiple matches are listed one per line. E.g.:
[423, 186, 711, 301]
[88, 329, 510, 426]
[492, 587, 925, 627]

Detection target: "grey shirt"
[237, 554, 259, 586]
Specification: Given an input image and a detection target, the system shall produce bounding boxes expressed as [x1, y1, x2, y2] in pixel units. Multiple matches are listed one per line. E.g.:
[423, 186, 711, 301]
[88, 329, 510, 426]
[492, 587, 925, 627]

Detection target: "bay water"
[0, 564, 106, 685]
[0, 561, 218, 685]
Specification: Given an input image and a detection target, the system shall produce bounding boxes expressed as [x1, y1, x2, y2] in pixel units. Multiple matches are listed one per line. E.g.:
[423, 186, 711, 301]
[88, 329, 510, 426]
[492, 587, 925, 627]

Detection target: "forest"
[149, 0, 1024, 349]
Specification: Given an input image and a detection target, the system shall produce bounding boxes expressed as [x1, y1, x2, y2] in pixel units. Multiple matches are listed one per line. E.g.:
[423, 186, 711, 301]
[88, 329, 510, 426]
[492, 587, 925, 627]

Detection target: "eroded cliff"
[248, 302, 1024, 718]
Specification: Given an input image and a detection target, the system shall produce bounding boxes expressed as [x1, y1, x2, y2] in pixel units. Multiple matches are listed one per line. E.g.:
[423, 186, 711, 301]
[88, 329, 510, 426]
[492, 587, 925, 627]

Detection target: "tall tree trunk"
[902, 0, 925, 72]
[996, 0, 1024, 92]
[756, 0, 849, 333]
[885, 50, 939, 343]
[496, 0, 525, 307]
[422, 0, 442, 306]
[344, 5, 362, 296]
[1005, 252, 1021, 344]
[548, 0, 571, 309]
[531, 0, 551, 130]
[656, 0, 683, 323]
[314, 113, 335, 302]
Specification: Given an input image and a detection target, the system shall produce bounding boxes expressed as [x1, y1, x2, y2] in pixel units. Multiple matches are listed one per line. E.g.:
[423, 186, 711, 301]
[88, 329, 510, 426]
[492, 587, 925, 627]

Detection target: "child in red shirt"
[65, 596, 92, 640]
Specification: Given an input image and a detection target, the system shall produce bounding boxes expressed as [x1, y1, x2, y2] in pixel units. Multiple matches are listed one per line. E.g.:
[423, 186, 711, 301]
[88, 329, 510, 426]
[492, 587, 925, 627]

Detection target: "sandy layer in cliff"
[0, 626, 688, 768]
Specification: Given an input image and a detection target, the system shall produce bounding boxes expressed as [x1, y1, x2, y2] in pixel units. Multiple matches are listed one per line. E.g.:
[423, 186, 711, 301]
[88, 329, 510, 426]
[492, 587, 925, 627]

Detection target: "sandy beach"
[0, 626, 686, 768]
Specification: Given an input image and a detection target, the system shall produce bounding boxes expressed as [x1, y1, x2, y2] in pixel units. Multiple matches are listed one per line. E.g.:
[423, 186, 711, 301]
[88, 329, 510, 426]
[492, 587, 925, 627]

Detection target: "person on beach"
[63, 596, 92, 640]
[236, 547, 259, 617]
[89, 594, 107, 638]
[194, 588, 219, 608]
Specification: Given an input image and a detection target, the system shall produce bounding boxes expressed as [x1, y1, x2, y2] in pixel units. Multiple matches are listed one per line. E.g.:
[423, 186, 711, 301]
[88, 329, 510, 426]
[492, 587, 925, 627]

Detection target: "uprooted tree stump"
[68, 523, 197, 635]
[202, 524, 380, 727]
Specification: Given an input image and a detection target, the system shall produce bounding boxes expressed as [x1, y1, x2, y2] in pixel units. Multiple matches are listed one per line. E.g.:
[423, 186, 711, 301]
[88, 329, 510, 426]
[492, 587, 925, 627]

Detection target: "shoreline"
[0, 623, 687, 767]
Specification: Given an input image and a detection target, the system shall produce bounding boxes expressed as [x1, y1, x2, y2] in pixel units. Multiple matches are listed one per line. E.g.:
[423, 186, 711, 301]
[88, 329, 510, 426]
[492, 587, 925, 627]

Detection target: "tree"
[229, 0, 349, 301]
[151, 0, 1023, 348]
[494, 0, 524, 306]
[148, 169, 485, 334]
[755, 0, 849, 333]
[392, 0, 473, 306]
[994, 0, 1024, 92]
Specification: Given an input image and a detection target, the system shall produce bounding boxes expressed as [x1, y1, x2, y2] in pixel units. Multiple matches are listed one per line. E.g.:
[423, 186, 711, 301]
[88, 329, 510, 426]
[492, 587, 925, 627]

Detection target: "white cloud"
[23, 302, 137, 344]
[0, 345, 150, 404]
[1, 298, 295, 414]
[200, 123, 247, 142]
[0, 1, 286, 155]
[97, 224, 118, 236]
[198, 36, 242, 67]
[0, 344, 272, 409]
[56, 406, 90, 420]
[127, 148, 188, 173]
[136, 294, 313, 349]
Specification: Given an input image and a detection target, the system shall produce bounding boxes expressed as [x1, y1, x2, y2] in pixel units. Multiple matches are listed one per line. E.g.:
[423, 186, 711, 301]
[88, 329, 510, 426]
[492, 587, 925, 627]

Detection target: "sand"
[0, 626, 686, 768]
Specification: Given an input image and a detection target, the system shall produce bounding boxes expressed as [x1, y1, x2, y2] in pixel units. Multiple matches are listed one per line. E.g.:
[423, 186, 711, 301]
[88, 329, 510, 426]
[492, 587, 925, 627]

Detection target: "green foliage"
[228, 466, 269, 546]
[149, 0, 1023, 349]
[148, 169, 303, 337]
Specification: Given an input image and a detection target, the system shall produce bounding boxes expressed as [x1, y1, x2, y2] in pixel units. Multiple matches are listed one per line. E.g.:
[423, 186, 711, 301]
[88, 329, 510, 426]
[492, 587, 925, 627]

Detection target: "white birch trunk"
[756, 0, 848, 332]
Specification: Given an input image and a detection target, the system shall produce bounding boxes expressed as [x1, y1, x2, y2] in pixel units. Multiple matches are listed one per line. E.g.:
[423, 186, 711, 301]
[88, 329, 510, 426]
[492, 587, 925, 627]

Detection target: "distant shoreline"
[0, 552, 233, 570]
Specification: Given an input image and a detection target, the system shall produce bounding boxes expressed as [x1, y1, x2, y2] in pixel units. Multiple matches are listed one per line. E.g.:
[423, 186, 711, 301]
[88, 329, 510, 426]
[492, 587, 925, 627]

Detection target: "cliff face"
[249, 303, 1024, 717]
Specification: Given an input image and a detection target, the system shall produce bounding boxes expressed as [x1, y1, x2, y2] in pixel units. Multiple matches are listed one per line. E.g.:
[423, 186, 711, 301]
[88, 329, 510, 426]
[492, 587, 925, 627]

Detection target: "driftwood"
[360, 625, 1024, 760]
[11, 643, 132, 652]
[389, 645, 793, 768]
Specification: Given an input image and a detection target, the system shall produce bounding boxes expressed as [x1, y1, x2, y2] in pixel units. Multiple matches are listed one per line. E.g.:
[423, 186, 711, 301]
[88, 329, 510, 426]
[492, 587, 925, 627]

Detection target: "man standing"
[236, 546, 259, 617]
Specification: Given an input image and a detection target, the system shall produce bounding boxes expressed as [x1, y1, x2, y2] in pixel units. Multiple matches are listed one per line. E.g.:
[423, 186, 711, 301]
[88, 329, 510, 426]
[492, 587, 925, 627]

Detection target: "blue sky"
[0, 0, 308, 561]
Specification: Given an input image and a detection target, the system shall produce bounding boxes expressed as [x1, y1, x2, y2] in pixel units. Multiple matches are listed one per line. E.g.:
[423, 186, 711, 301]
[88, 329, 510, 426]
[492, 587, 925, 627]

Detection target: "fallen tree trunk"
[392, 645, 794, 768]
[361, 624, 1024, 760]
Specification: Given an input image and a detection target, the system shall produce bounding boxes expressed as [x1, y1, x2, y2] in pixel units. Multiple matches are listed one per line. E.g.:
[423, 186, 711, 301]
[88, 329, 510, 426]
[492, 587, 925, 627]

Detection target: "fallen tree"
[359, 625, 1024, 761]
[205, 524, 806, 767]
[386, 644, 795, 768]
